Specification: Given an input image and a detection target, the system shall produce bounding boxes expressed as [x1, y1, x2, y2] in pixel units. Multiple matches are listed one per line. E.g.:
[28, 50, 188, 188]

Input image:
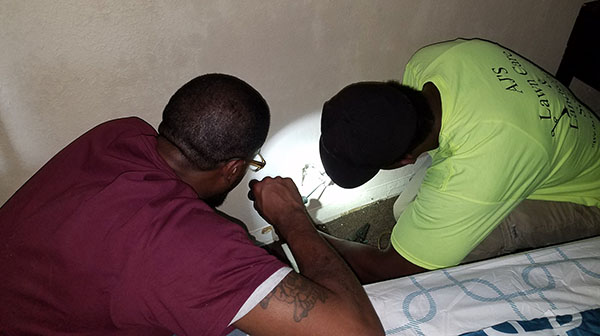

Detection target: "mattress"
[365, 236, 600, 335]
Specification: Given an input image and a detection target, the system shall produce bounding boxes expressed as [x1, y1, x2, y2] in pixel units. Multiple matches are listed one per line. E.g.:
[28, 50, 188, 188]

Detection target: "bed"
[227, 236, 599, 336]
[365, 236, 600, 335]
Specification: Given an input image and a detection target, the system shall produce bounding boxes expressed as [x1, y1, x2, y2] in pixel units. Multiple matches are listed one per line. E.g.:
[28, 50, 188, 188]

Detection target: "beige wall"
[0, 1, 590, 236]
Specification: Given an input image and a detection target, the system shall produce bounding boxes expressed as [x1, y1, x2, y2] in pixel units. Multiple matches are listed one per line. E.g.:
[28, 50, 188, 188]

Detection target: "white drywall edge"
[248, 174, 410, 244]
[248, 153, 431, 245]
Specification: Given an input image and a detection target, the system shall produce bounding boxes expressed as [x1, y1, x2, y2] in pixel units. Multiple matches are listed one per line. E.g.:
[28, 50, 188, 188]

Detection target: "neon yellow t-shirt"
[391, 39, 600, 270]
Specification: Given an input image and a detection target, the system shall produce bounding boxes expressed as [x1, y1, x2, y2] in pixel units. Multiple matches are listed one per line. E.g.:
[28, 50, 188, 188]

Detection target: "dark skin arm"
[234, 177, 384, 336]
[322, 233, 426, 284]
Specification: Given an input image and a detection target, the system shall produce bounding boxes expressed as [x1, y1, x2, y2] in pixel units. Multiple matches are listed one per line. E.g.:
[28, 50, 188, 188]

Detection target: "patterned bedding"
[365, 236, 600, 335]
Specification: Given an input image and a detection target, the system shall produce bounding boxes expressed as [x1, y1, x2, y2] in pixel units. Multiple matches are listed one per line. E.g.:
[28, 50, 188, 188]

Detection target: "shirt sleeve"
[110, 204, 287, 335]
[229, 266, 293, 326]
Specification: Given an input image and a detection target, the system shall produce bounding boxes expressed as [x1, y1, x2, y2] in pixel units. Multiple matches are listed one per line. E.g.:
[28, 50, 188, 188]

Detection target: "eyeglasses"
[248, 152, 266, 172]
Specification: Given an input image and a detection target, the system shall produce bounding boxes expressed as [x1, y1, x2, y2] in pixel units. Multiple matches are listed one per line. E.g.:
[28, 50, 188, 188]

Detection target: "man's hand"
[248, 177, 309, 238]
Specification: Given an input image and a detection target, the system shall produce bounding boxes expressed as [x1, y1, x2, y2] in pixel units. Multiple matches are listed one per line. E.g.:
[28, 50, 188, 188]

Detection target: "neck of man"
[412, 82, 442, 155]
[156, 136, 222, 198]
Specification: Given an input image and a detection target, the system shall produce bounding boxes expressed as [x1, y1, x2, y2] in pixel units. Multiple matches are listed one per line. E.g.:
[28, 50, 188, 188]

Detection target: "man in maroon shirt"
[0, 74, 384, 336]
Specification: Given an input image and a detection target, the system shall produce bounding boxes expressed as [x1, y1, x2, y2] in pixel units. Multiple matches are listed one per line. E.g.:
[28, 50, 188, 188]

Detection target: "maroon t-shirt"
[0, 117, 284, 335]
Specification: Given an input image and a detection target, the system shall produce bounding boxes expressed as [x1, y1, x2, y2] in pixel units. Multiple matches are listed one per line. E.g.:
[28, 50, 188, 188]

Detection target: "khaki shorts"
[462, 199, 600, 264]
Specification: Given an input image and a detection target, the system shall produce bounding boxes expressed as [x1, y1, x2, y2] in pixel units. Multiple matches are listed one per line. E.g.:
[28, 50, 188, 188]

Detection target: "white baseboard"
[248, 153, 431, 245]
[249, 173, 411, 245]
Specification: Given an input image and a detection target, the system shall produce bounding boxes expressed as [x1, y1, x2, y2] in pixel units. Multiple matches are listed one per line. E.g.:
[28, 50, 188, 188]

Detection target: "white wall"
[0, 1, 591, 242]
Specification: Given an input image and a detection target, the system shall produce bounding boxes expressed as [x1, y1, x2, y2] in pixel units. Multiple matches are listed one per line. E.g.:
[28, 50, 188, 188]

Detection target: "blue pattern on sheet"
[385, 246, 600, 335]
[460, 308, 600, 335]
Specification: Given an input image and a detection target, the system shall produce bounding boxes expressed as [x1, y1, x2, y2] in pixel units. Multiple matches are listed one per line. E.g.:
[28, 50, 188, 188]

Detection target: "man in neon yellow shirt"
[319, 38, 600, 283]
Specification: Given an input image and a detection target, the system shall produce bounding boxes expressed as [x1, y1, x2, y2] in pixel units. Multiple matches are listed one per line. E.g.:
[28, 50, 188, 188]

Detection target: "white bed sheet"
[365, 236, 600, 335]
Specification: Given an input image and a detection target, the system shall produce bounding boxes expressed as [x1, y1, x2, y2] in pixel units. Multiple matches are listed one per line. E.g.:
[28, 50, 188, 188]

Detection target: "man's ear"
[221, 159, 246, 182]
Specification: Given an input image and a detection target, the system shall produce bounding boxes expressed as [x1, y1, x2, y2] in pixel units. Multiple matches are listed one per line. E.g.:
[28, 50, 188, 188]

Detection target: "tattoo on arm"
[259, 272, 328, 322]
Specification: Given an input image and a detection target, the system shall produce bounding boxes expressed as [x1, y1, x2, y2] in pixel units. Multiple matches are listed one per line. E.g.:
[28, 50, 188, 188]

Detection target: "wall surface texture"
[0, 0, 593, 240]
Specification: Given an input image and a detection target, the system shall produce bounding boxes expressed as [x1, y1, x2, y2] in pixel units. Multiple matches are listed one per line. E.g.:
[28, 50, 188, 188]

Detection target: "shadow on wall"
[0, 53, 147, 205]
[0, 115, 27, 206]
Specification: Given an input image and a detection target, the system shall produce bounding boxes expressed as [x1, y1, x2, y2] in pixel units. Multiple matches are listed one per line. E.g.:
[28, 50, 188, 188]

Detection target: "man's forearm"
[282, 212, 359, 287]
[246, 176, 385, 335]
[322, 232, 426, 284]
[321, 232, 386, 283]
[276, 209, 383, 331]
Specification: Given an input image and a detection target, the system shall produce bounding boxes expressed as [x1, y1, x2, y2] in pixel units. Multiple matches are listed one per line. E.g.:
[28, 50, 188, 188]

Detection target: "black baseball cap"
[319, 82, 418, 188]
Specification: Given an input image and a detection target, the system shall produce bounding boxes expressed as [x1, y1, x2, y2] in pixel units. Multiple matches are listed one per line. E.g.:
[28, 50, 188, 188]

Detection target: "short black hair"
[158, 74, 270, 170]
[386, 81, 434, 156]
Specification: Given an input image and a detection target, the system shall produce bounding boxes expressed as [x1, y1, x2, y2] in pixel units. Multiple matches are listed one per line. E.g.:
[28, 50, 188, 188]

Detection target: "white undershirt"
[228, 266, 294, 326]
